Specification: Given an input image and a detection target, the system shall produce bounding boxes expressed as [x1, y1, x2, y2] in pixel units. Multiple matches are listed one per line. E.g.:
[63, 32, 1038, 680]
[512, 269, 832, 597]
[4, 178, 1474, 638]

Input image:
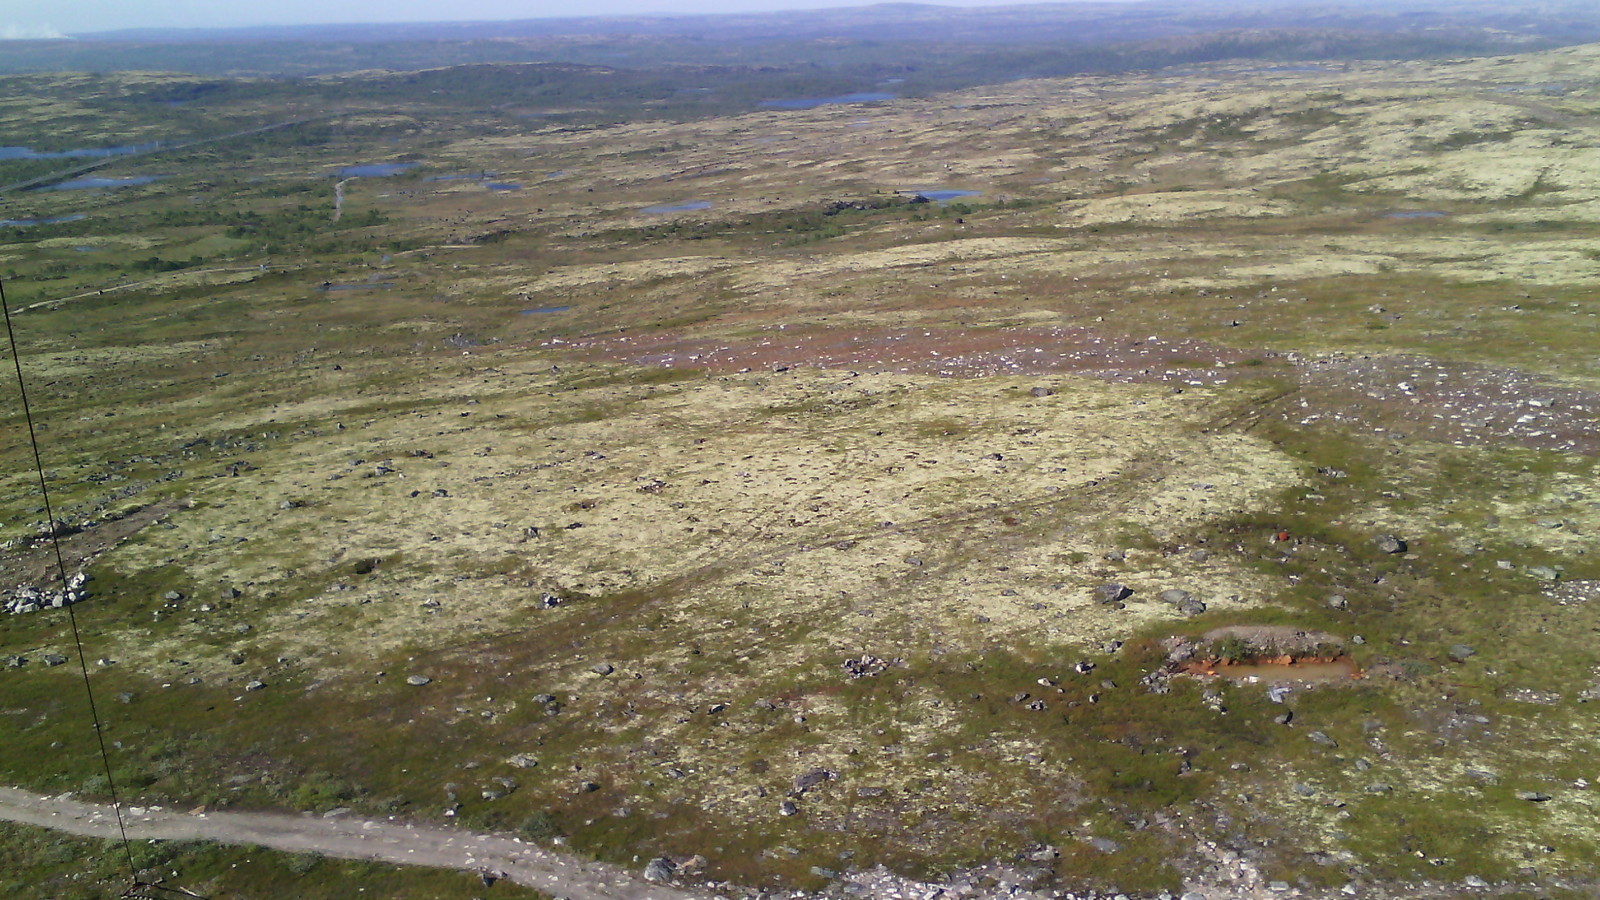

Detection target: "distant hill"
[69, 0, 1600, 47]
[5, 0, 1597, 78]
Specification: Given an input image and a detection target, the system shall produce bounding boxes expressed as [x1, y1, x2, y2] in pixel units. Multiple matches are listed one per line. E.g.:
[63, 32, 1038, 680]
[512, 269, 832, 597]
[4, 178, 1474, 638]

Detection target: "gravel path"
[0, 786, 708, 900]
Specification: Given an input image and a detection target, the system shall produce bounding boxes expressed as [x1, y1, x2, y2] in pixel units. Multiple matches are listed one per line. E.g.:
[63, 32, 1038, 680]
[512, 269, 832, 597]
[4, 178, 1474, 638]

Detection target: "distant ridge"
[69, 0, 1600, 46]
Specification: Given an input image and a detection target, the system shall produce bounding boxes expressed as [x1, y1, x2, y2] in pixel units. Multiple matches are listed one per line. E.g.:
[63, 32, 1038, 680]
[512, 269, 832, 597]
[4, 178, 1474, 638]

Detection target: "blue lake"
[521, 306, 571, 315]
[0, 214, 86, 227]
[642, 200, 712, 214]
[1385, 211, 1447, 219]
[43, 176, 160, 191]
[485, 182, 522, 192]
[759, 92, 895, 110]
[338, 163, 418, 177]
[0, 142, 159, 160]
[903, 189, 982, 203]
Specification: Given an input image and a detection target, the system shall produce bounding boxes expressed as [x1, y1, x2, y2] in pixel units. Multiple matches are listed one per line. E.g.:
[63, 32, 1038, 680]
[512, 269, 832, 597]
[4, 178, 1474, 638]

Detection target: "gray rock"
[793, 768, 836, 793]
[406, 675, 432, 686]
[778, 800, 798, 816]
[578, 781, 601, 793]
[506, 753, 539, 768]
[1365, 783, 1393, 794]
[1326, 594, 1348, 610]
[1528, 565, 1561, 581]
[41, 654, 67, 667]
[643, 857, 676, 883]
[163, 590, 183, 601]
[1025, 844, 1058, 862]
[1515, 790, 1551, 802]
[1095, 583, 1133, 605]
[1159, 589, 1192, 604]
[1308, 731, 1338, 747]
[590, 663, 615, 675]
[1374, 534, 1407, 554]
[1463, 875, 1489, 888]
[1448, 644, 1476, 662]
[1029, 386, 1055, 397]
[1177, 597, 1207, 616]
[245, 680, 267, 691]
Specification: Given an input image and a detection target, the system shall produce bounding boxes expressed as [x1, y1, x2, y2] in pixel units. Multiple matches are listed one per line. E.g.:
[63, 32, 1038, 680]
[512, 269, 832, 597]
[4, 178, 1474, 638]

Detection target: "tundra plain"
[2, 40, 1600, 900]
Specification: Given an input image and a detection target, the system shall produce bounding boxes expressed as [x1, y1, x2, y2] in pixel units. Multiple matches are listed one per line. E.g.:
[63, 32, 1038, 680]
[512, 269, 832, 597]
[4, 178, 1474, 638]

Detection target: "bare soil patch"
[1292, 353, 1600, 454]
[0, 499, 184, 589]
[567, 324, 1268, 385]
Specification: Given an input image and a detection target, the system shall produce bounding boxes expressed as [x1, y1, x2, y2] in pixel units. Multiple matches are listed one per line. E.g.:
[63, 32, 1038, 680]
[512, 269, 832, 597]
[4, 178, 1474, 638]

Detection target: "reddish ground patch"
[1179, 655, 1362, 683]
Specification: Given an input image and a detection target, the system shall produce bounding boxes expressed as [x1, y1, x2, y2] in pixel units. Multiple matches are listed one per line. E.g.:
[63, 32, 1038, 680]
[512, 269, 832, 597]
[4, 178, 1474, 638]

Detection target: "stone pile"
[3, 572, 86, 615]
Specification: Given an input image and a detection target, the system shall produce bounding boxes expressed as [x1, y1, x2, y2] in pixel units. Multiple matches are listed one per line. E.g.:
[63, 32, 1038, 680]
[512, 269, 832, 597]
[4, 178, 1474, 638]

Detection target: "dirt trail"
[0, 786, 707, 900]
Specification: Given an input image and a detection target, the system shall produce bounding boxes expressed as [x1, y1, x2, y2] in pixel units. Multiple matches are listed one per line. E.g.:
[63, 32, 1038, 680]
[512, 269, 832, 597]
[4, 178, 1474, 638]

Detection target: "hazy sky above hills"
[1, 0, 1061, 38]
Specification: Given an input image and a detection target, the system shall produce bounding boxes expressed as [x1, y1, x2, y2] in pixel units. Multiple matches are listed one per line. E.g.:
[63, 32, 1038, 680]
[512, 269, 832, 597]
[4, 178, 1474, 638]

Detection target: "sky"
[0, 0, 1053, 38]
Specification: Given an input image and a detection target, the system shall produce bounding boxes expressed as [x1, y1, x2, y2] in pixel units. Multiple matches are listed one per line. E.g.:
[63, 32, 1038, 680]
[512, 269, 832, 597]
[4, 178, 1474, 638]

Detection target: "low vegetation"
[2, 18, 1599, 899]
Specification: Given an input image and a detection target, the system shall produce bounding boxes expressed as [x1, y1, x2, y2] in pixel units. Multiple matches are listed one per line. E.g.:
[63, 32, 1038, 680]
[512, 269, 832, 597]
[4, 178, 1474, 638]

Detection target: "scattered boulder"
[1095, 583, 1133, 606]
[406, 675, 433, 686]
[1374, 534, 1408, 554]
[643, 857, 676, 883]
[590, 663, 615, 676]
[1448, 644, 1477, 662]
[506, 753, 539, 769]
[792, 768, 836, 794]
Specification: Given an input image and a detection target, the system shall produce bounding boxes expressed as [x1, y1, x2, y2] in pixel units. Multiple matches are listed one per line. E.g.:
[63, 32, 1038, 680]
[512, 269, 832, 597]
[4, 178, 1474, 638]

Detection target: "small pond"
[0, 214, 86, 227]
[484, 182, 522, 192]
[521, 306, 571, 315]
[759, 92, 895, 110]
[338, 163, 418, 177]
[642, 200, 712, 214]
[1385, 211, 1447, 219]
[902, 188, 982, 204]
[0, 143, 159, 160]
[42, 176, 160, 191]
